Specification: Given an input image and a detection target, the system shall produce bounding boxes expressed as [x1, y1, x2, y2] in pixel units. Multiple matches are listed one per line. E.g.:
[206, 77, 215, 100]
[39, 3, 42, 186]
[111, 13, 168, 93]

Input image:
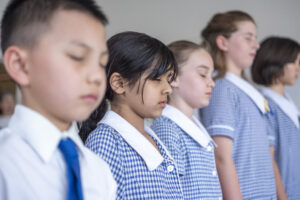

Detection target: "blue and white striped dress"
[85, 110, 184, 200]
[200, 73, 276, 200]
[261, 87, 300, 200]
[152, 105, 222, 200]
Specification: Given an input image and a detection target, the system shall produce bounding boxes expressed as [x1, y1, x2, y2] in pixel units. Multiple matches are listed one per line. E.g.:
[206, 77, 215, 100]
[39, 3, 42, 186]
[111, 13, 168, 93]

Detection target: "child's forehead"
[36, 9, 106, 48]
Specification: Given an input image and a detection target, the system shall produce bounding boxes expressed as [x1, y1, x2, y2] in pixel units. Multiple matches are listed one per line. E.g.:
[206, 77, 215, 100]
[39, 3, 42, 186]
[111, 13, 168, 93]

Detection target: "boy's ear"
[216, 35, 229, 51]
[170, 76, 180, 88]
[109, 72, 126, 94]
[3, 46, 30, 86]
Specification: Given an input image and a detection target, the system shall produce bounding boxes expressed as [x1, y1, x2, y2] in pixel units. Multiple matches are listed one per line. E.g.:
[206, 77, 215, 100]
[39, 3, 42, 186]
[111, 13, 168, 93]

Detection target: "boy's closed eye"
[68, 53, 85, 62]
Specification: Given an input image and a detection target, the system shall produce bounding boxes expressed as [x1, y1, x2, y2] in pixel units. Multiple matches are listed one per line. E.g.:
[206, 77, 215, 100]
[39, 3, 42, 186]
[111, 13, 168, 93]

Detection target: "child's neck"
[22, 98, 72, 132]
[268, 83, 285, 96]
[111, 103, 161, 153]
[169, 96, 194, 121]
[226, 60, 243, 77]
[111, 104, 145, 135]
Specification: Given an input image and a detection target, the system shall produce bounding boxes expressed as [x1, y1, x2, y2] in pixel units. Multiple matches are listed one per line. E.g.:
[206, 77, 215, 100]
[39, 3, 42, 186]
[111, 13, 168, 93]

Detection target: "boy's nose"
[87, 66, 105, 85]
[254, 40, 260, 50]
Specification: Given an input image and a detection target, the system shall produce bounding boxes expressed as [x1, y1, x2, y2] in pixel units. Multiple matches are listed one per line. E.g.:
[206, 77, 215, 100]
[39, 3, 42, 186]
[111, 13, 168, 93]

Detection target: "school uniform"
[200, 72, 277, 200]
[151, 104, 222, 200]
[85, 110, 184, 200]
[0, 105, 116, 200]
[261, 86, 300, 200]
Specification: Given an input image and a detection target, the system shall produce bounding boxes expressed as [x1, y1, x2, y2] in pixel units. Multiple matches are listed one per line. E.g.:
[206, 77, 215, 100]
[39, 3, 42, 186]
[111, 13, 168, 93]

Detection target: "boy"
[0, 0, 116, 199]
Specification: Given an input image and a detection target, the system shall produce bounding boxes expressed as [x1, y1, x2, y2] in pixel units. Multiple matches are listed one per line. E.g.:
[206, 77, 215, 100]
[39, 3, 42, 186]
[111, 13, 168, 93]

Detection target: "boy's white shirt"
[100, 110, 174, 171]
[162, 104, 214, 148]
[260, 86, 300, 128]
[0, 105, 116, 200]
[225, 72, 268, 114]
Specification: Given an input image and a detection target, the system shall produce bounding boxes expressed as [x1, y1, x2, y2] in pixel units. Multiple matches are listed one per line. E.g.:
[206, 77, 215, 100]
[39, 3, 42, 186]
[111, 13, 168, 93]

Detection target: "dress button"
[167, 165, 174, 172]
[218, 197, 222, 200]
[207, 145, 212, 151]
[212, 170, 217, 176]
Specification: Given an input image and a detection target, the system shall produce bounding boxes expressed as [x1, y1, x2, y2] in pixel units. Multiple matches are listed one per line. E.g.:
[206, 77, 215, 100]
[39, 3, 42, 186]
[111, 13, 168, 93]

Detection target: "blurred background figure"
[0, 91, 15, 129]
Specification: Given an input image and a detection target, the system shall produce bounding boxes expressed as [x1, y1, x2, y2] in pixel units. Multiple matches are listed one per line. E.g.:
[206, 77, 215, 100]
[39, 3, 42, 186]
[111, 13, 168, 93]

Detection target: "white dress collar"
[8, 105, 84, 163]
[260, 86, 300, 128]
[162, 104, 214, 148]
[100, 110, 165, 171]
[225, 72, 268, 114]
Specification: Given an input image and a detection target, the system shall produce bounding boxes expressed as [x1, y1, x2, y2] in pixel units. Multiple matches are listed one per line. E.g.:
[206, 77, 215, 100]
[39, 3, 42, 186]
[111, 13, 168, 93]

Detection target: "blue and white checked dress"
[261, 87, 300, 200]
[85, 110, 184, 200]
[200, 73, 276, 200]
[151, 105, 222, 200]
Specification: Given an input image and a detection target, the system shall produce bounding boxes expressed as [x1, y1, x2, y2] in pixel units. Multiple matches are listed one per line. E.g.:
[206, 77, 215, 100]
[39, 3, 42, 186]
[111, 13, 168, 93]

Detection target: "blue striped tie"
[59, 138, 84, 200]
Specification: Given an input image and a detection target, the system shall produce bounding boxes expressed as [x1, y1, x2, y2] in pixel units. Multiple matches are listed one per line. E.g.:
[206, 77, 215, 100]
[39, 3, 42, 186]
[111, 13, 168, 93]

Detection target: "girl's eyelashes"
[200, 73, 207, 78]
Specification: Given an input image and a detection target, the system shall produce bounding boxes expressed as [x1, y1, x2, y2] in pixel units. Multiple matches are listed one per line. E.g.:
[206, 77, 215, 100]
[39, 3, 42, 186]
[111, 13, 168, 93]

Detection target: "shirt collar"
[260, 86, 300, 128]
[8, 105, 85, 163]
[99, 110, 164, 171]
[162, 104, 213, 148]
[225, 72, 268, 114]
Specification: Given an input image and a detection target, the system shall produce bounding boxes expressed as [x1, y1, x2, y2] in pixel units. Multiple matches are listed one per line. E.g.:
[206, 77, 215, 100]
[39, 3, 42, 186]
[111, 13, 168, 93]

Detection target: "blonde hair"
[168, 40, 209, 74]
[201, 10, 255, 79]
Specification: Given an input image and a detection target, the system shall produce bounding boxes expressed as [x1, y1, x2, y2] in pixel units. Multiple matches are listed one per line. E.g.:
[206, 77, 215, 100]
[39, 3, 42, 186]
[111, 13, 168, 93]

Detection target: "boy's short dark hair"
[251, 36, 300, 86]
[1, 0, 108, 54]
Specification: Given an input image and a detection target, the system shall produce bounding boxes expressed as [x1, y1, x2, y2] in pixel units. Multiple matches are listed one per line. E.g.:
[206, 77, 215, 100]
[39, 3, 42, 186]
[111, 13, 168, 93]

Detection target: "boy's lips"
[81, 94, 98, 103]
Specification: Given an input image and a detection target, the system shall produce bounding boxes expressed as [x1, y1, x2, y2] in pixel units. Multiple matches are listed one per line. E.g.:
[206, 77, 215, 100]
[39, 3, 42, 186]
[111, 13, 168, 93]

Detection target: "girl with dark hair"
[199, 11, 277, 199]
[252, 36, 300, 200]
[79, 31, 184, 199]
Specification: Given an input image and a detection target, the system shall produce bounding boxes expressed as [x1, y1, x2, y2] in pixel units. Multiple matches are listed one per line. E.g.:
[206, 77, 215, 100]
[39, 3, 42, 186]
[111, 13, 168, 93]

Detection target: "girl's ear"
[3, 46, 30, 86]
[170, 76, 180, 88]
[216, 35, 229, 52]
[109, 72, 126, 94]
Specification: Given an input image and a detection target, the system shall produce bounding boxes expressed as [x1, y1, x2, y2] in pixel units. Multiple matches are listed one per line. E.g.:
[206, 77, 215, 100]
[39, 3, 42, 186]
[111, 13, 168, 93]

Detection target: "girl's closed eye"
[199, 73, 207, 78]
[197, 67, 209, 78]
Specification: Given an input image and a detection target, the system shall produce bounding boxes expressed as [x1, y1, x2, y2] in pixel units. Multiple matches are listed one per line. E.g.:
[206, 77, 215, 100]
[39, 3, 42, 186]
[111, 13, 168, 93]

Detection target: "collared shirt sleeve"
[0, 169, 7, 200]
[151, 117, 185, 177]
[200, 82, 238, 140]
[85, 124, 124, 198]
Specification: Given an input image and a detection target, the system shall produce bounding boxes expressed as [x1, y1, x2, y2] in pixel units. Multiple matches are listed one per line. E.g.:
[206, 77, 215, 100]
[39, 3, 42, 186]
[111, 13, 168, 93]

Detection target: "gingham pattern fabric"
[152, 116, 222, 200]
[266, 97, 300, 200]
[85, 123, 184, 200]
[199, 78, 277, 200]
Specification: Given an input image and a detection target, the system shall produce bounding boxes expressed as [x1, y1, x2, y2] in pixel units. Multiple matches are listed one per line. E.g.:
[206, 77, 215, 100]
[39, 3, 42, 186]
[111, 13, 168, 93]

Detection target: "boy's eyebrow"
[69, 40, 91, 50]
[244, 32, 257, 38]
[69, 40, 108, 56]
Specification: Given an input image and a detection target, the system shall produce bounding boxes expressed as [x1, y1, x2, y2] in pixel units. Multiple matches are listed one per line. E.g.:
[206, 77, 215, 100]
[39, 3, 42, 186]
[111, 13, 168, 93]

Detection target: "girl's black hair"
[251, 36, 300, 85]
[79, 31, 178, 142]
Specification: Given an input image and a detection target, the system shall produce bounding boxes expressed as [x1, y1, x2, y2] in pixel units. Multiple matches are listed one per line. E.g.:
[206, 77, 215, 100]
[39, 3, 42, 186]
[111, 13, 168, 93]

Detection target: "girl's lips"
[159, 101, 167, 107]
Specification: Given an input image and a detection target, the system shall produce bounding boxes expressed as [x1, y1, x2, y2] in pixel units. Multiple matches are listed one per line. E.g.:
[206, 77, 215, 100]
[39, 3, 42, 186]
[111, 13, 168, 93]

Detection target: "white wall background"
[1, 0, 300, 106]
